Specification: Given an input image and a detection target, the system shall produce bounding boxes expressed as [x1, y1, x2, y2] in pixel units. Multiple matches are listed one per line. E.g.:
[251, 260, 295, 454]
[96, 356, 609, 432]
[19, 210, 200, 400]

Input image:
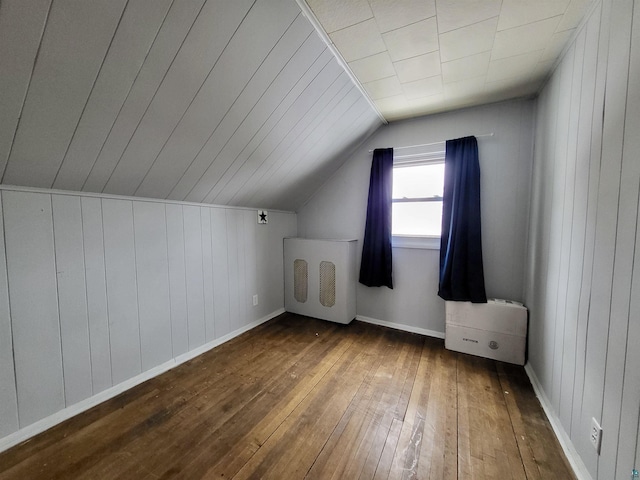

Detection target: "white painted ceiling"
[0, 0, 592, 210]
[304, 0, 593, 121]
[0, 0, 382, 211]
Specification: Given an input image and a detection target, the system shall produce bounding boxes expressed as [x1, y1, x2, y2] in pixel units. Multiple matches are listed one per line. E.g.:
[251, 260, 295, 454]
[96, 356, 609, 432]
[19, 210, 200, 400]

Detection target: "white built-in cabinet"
[284, 238, 357, 324]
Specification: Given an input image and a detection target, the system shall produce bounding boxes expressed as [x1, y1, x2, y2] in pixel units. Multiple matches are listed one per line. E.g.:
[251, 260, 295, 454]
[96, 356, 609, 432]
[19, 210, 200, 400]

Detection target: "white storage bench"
[445, 299, 528, 365]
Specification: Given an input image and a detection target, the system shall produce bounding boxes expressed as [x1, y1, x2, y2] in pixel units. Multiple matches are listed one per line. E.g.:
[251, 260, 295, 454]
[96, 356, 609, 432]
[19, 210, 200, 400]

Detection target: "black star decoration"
[258, 210, 268, 224]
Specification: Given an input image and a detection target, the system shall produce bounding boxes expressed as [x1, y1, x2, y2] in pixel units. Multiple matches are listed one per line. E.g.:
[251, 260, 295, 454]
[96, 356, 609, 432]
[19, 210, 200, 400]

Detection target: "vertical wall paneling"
[570, 2, 607, 454]
[559, 27, 589, 432]
[236, 210, 248, 326]
[165, 203, 189, 357]
[244, 210, 258, 324]
[226, 210, 241, 331]
[210, 208, 231, 338]
[102, 199, 142, 384]
[183, 205, 206, 348]
[80, 196, 112, 394]
[0, 194, 19, 437]
[565, 16, 598, 443]
[51, 195, 93, 405]
[531, 0, 603, 469]
[581, 0, 629, 474]
[200, 207, 215, 342]
[553, 38, 581, 420]
[0, 0, 51, 178]
[133, 201, 172, 371]
[547, 51, 573, 412]
[615, 3, 640, 478]
[600, 1, 639, 478]
[2, 191, 64, 426]
[526, 0, 640, 478]
[0, 189, 297, 449]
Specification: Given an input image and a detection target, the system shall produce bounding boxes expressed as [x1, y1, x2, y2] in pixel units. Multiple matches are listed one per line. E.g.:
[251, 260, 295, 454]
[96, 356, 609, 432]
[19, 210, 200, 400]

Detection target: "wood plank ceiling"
[0, 0, 383, 211]
[0, 0, 594, 210]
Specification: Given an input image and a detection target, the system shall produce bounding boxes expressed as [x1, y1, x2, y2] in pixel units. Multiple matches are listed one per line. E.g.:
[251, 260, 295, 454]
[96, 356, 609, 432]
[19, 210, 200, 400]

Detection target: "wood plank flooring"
[0, 313, 575, 479]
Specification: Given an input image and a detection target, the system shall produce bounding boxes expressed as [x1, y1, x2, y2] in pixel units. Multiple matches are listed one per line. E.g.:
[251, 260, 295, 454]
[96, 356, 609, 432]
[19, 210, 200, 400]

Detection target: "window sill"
[392, 235, 440, 250]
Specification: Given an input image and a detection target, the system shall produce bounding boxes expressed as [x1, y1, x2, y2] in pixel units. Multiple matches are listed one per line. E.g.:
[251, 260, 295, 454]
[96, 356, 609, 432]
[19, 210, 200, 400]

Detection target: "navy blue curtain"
[438, 136, 487, 303]
[359, 148, 393, 289]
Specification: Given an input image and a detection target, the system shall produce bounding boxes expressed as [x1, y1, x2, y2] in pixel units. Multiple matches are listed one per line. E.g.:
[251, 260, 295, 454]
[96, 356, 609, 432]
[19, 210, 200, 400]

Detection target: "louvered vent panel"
[319, 261, 336, 307]
[293, 259, 308, 303]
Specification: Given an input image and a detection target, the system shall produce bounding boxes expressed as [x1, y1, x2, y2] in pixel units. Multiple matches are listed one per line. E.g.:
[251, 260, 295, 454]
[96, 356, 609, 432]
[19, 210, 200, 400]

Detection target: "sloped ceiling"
[0, 0, 383, 211]
[0, 0, 593, 211]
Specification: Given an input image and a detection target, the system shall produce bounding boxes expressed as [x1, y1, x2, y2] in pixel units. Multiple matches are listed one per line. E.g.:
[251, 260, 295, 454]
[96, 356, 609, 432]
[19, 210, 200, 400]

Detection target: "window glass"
[392, 162, 444, 237]
[392, 163, 444, 199]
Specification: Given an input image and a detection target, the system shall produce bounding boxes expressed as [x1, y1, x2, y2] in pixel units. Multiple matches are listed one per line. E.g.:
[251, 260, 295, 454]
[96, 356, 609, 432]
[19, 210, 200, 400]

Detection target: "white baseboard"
[355, 317, 590, 479]
[524, 364, 592, 480]
[0, 308, 284, 454]
[355, 314, 445, 339]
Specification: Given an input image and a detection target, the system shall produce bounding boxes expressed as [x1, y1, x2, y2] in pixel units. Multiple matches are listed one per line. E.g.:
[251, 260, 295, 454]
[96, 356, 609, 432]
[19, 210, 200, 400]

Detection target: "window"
[392, 160, 444, 248]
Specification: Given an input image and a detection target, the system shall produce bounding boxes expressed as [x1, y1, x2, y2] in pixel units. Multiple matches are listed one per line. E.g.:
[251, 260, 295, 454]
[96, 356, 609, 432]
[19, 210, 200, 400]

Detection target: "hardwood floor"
[0, 313, 575, 479]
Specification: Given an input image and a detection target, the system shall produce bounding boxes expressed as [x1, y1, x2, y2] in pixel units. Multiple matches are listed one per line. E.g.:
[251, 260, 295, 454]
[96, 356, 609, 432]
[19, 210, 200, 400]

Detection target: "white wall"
[297, 98, 534, 335]
[0, 186, 296, 449]
[525, 0, 640, 478]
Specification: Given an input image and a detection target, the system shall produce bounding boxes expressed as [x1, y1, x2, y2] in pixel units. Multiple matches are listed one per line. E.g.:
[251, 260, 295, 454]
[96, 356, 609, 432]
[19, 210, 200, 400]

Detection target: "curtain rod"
[368, 133, 494, 153]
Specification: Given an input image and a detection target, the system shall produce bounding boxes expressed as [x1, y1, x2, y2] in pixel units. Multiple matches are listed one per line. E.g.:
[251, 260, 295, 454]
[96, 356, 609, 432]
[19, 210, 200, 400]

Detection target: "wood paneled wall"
[0, 187, 296, 446]
[526, 0, 640, 478]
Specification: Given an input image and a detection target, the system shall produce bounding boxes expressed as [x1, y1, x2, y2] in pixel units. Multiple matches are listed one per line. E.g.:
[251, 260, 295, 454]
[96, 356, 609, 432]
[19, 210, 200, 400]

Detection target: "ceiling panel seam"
[0, 0, 54, 185]
[202, 55, 342, 204]
[131, 11, 303, 199]
[165, 29, 316, 202]
[183, 49, 334, 203]
[100, 1, 257, 196]
[225, 77, 354, 205]
[53, 0, 176, 192]
[218, 74, 353, 205]
[79, 0, 209, 193]
[50, 0, 132, 189]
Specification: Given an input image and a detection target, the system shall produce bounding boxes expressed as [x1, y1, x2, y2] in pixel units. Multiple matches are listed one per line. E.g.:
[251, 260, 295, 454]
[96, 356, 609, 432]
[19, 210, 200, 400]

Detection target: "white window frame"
[391, 153, 444, 250]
